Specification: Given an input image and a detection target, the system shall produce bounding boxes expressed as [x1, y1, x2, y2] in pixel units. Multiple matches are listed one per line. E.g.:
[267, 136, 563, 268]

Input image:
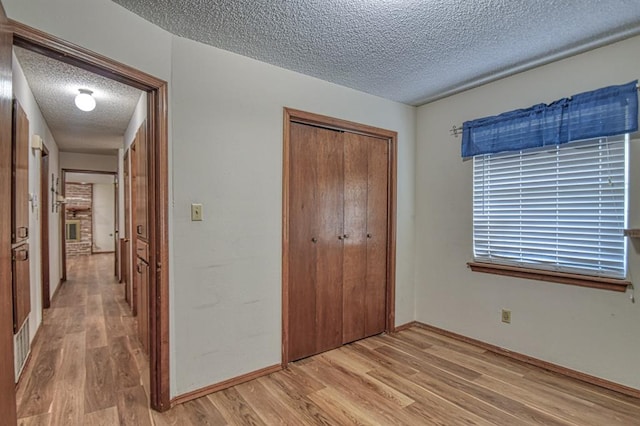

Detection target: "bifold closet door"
[342, 133, 388, 344]
[288, 122, 344, 362]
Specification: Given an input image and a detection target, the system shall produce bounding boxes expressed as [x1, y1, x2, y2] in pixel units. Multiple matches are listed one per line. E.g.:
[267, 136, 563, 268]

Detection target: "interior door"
[288, 122, 344, 361]
[130, 141, 138, 315]
[12, 99, 29, 245]
[0, 1, 17, 419]
[136, 256, 150, 354]
[363, 135, 389, 337]
[11, 244, 30, 332]
[41, 148, 50, 309]
[342, 133, 369, 344]
[92, 182, 115, 253]
[342, 133, 389, 343]
[123, 149, 131, 304]
[136, 123, 148, 240]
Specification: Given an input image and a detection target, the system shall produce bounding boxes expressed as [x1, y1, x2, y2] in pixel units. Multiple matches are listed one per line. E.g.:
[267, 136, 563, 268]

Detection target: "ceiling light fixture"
[74, 89, 96, 112]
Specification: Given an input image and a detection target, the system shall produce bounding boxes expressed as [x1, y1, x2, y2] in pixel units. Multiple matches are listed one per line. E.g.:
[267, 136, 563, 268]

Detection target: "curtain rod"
[450, 83, 640, 138]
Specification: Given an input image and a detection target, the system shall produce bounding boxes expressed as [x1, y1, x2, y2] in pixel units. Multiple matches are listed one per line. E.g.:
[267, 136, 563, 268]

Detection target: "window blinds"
[473, 136, 627, 278]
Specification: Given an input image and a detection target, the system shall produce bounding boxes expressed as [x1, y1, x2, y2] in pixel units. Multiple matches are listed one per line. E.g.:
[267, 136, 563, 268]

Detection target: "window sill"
[467, 262, 630, 292]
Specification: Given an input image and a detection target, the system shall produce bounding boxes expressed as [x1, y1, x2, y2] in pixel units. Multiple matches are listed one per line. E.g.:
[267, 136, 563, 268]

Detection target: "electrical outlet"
[501, 309, 511, 324]
[191, 203, 203, 221]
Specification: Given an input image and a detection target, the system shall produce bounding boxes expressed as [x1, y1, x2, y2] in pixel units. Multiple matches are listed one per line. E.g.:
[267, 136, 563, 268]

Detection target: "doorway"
[61, 170, 118, 279]
[2, 20, 171, 413]
[282, 108, 398, 365]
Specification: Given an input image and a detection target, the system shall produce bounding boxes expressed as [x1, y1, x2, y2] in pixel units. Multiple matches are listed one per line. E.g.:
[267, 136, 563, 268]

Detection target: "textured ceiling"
[111, 0, 640, 105]
[14, 47, 143, 155]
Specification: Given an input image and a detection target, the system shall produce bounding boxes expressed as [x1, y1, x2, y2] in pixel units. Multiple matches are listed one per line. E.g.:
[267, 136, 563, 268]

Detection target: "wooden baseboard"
[50, 278, 63, 303]
[392, 321, 418, 333]
[171, 364, 282, 406]
[413, 322, 640, 399]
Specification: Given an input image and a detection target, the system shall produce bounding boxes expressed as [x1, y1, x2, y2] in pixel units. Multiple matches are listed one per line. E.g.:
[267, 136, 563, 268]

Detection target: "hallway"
[16, 254, 153, 425]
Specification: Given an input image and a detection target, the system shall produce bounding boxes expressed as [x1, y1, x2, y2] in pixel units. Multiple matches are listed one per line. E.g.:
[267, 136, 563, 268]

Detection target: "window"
[472, 135, 628, 279]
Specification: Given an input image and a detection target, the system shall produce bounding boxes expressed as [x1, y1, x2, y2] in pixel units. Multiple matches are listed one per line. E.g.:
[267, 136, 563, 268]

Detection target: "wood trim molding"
[62, 169, 117, 175]
[171, 364, 282, 406]
[281, 111, 291, 368]
[414, 322, 640, 399]
[149, 83, 171, 411]
[392, 321, 418, 333]
[10, 21, 171, 412]
[468, 262, 630, 292]
[281, 108, 398, 365]
[9, 20, 164, 91]
[285, 108, 397, 139]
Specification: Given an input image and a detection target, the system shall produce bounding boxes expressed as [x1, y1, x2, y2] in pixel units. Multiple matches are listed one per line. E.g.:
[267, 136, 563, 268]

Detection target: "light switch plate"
[191, 203, 203, 221]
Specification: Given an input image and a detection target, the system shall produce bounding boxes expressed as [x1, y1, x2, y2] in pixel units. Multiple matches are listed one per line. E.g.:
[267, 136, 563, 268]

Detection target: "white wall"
[3, 0, 172, 82]
[170, 36, 416, 394]
[4, 0, 417, 397]
[60, 152, 118, 172]
[12, 52, 62, 343]
[415, 35, 640, 390]
[7, 0, 640, 399]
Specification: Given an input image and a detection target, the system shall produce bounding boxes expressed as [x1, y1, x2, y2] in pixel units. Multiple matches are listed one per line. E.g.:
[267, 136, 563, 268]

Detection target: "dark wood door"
[288, 122, 344, 361]
[123, 149, 131, 304]
[363, 135, 388, 337]
[342, 133, 389, 343]
[0, 1, 17, 419]
[288, 122, 390, 361]
[137, 256, 150, 354]
[130, 141, 138, 315]
[12, 244, 30, 332]
[136, 123, 148, 240]
[342, 133, 370, 344]
[12, 99, 29, 245]
[41, 148, 50, 309]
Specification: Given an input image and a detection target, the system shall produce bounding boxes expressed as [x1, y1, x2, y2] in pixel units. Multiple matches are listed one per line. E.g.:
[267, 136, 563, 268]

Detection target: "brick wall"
[65, 183, 92, 256]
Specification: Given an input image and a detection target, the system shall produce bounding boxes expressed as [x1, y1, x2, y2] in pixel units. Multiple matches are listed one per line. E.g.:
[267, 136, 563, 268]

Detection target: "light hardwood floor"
[17, 254, 640, 425]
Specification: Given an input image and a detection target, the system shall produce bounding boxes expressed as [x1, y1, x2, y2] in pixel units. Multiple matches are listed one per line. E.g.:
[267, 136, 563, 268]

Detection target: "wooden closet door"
[342, 133, 368, 343]
[342, 133, 388, 343]
[288, 122, 343, 361]
[364, 137, 388, 337]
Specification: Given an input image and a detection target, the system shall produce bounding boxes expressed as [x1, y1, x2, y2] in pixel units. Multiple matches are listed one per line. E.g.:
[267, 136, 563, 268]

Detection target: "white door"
[93, 182, 115, 253]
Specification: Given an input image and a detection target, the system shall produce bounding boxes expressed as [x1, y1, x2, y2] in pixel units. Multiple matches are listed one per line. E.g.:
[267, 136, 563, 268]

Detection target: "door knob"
[338, 235, 343, 240]
[367, 233, 372, 238]
[311, 237, 317, 243]
[343, 234, 349, 239]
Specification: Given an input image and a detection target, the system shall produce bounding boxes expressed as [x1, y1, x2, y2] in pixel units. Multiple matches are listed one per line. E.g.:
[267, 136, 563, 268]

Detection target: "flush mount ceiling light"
[74, 89, 96, 112]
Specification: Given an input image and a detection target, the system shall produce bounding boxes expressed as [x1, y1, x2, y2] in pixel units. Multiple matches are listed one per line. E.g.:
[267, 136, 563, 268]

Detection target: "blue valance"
[461, 80, 638, 158]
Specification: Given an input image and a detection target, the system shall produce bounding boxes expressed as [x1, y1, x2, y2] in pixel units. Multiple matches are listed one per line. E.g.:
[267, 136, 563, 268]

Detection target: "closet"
[287, 120, 390, 362]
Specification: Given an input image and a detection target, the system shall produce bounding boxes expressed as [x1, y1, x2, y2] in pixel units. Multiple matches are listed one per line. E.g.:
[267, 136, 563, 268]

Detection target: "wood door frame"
[281, 107, 398, 366]
[8, 21, 171, 411]
[40, 144, 50, 309]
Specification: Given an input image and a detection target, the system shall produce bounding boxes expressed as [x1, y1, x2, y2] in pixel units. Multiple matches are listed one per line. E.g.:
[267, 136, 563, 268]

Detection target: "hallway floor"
[16, 254, 152, 425]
